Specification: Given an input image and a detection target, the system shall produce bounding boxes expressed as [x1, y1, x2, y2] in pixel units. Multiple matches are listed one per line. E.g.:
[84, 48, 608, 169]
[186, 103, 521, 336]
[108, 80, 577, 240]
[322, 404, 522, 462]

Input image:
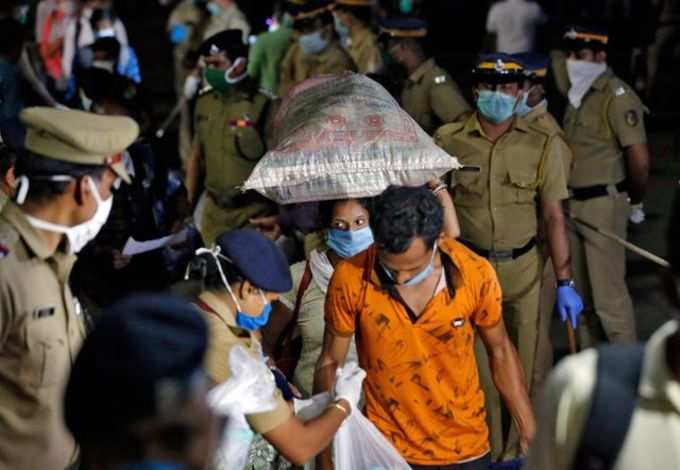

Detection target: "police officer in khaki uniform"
[434, 54, 582, 459]
[188, 229, 366, 465]
[381, 18, 471, 134]
[0, 107, 138, 469]
[278, 0, 357, 97]
[186, 30, 277, 245]
[514, 53, 575, 394]
[552, 26, 651, 347]
[332, 0, 383, 74]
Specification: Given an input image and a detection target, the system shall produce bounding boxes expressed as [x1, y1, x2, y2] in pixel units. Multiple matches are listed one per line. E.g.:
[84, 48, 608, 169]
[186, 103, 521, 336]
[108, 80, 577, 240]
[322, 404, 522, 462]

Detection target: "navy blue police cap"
[379, 17, 428, 39]
[513, 52, 549, 82]
[472, 53, 525, 84]
[562, 25, 609, 52]
[64, 295, 208, 441]
[215, 229, 293, 293]
[199, 29, 248, 61]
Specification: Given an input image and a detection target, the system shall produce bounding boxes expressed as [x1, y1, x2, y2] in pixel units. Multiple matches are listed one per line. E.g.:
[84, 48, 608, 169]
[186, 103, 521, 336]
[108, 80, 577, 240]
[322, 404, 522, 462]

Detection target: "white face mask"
[96, 27, 116, 38]
[225, 57, 247, 84]
[25, 177, 114, 254]
[566, 59, 607, 109]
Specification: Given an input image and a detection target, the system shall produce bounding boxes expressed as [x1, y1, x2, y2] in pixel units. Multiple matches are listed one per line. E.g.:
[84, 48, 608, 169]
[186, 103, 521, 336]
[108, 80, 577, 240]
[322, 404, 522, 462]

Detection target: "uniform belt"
[460, 238, 536, 261]
[569, 182, 627, 201]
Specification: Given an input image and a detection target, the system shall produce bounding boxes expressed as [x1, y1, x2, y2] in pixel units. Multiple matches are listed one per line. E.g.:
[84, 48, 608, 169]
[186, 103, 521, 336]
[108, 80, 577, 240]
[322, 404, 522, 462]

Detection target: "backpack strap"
[572, 343, 645, 470]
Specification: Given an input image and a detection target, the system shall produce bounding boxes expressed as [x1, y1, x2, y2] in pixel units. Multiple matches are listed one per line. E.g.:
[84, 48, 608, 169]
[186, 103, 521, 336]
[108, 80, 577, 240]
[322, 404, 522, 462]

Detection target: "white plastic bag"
[208, 345, 277, 470]
[243, 73, 462, 204]
[333, 404, 411, 470]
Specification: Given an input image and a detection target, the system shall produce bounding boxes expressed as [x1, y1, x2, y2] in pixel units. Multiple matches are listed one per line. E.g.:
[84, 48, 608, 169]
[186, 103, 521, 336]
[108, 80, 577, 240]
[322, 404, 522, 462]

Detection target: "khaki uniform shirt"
[551, 54, 647, 188]
[197, 291, 292, 434]
[434, 113, 568, 251]
[278, 40, 357, 97]
[526, 320, 680, 470]
[0, 203, 86, 469]
[401, 58, 471, 135]
[345, 25, 382, 74]
[524, 103, 573, 176]
[202, 2, 251, 41]
[193, 83, 275, 223]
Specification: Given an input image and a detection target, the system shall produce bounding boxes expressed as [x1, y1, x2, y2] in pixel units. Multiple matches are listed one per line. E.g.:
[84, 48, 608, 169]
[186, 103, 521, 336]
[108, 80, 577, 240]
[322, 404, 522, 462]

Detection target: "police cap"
[562, 25, 609, 52]
[19, 107, 138, 183]
[64, 295, 209, 441]
[199, 29, 248, 61]
[472, 53, 525, 85]
[379, 17, 428, 39]
[513, 52, 549, 83]
[215, 229, 293, 293]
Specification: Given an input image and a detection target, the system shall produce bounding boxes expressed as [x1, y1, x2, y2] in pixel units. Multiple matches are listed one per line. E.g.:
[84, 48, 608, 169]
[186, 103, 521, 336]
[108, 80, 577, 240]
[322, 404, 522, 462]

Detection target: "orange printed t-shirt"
[325, 237, 502, 465]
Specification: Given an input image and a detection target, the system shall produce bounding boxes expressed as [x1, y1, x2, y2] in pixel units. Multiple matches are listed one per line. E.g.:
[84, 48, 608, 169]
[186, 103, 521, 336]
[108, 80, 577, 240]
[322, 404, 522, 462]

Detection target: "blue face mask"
[381, 243, 437, 287]
[399, 0, 414, 14]
[299, 31, 329, 55]
[206, 2, 221, 16]
[333, 15, 350, 45]
[235, 291, 272, 331]
[514, 92, 533, 117]
[476, 90, 518, 124]
[118, 463, 187, 470]
[327, 226, 374, 259]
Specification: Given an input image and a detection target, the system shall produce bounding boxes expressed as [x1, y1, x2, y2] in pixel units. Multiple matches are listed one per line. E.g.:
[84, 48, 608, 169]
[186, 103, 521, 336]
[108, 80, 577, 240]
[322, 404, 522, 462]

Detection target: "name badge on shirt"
[33, 307, 55, 319]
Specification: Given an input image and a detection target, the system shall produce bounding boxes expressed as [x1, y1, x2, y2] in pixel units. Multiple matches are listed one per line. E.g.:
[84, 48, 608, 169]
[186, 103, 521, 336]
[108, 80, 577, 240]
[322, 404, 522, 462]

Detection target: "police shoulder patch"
[615, 86, 626, 97]
[625, 109, 639, 127]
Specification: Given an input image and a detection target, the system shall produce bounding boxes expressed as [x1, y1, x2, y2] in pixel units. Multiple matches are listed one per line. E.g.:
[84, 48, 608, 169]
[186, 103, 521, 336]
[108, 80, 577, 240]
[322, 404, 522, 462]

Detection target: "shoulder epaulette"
[258, 87, 278, 100]
[434, 121, 466, 141]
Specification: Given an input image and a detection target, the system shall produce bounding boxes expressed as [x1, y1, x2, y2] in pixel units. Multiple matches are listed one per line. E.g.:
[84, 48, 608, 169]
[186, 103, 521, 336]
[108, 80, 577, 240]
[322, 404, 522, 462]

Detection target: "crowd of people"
[0, 0, 679, 469]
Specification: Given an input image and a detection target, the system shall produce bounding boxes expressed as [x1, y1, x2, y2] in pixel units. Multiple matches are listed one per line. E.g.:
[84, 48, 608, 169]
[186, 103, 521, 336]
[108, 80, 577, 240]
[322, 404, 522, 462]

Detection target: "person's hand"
[112, 250, 132, 270]
[332, 362, 366, 410]
[556, 284, 583, 328]
[630, 203, 645, 225]
[250, 215, 282, 241]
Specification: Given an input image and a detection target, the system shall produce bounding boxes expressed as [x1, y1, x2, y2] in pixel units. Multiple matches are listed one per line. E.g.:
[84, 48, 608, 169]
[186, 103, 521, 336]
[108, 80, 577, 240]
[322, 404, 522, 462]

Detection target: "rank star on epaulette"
[615, 86, 626, 97]
[434, 75, 447, 84]
[0, 243, 9, 259]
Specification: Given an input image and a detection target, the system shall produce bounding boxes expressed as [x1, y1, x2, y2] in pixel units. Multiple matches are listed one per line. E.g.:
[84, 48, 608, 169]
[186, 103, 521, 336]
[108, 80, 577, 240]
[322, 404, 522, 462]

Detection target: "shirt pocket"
[453, 171, 485, 204]
[504, 166, 539, 204]
[21, 316, 66, 388]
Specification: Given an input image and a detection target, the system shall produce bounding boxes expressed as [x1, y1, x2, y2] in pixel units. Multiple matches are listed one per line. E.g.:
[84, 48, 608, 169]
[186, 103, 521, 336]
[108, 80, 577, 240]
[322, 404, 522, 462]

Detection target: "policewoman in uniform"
[514, 52, 575, 394]
[278, 0, 357, 97]
[0, 107, 138, 469]
[185, 30, 277, 246]
[187, 229, 366, 467]
[552, 26, 651, 347]
[381, 17, 471, 135]
[332, 0, 383, 74]
[434, 54, 582, 459]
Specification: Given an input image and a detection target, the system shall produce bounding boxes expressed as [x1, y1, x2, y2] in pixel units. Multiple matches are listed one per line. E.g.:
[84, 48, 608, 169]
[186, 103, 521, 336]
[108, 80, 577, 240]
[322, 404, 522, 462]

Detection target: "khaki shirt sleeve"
[202, 312, 234, 383]
[246, 389, 293, 434]
[279, 261, 305, 310]
[550, 50, 570, 97]
[278, 44, 297, 97]
[524, 350, 598, 470]
[607, 89, 647, 148]
[430, 78, 472, 124]
[553, 134, 574, 179]
[539, 137, 570, 202]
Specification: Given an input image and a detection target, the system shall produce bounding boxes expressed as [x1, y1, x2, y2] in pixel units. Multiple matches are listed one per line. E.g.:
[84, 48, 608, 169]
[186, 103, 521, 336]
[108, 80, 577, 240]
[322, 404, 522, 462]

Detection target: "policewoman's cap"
[215, 229, 293, 293]
[19, 107, 138, 183]
[65, 295, 208, 441]
[513, 52, 549, 81]
[562, 25, 609, 51]
[379, 17, 428, 39]
[292, 0, 334, 21]
[472, 53, 525, 84]
[199, 29, 248, 61]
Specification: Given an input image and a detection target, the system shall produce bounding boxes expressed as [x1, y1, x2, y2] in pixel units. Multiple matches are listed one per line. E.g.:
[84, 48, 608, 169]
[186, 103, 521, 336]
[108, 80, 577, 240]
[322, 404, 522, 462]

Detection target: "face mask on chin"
[23, 176, 114, 254]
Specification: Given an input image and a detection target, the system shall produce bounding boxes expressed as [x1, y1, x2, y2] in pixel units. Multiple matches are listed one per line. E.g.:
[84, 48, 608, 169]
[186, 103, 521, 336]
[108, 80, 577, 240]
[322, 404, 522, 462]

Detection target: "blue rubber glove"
[170, 23, 189, 44]
[556, 285, 584, 328]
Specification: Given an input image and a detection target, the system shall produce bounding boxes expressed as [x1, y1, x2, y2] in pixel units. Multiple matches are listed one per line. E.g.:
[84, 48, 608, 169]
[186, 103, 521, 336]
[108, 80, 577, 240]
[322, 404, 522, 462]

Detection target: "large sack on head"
[242, 73, 461, 204]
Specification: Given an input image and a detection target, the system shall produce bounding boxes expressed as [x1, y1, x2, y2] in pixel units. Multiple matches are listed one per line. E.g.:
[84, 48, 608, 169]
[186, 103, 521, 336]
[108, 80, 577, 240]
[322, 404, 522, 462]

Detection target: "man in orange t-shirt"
[314, 186, 535, 469]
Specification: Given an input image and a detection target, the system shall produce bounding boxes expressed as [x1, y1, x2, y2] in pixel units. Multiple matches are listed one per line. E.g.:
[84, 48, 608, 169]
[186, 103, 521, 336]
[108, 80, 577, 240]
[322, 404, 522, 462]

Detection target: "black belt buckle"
[487, 249, 514, 261]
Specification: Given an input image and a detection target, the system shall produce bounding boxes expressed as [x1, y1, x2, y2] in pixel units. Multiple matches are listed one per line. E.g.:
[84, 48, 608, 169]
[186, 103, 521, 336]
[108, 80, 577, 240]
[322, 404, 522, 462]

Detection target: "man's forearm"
[546, 211, 572, 280]
[489, 339, 536, 441]
[625, 144, 651, 205]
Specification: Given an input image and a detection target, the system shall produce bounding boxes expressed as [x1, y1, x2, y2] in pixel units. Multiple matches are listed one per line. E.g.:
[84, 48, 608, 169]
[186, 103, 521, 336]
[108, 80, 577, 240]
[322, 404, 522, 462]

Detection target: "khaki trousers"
[567, 192, 636, 347]
[475, 247, 541, 460]
[532, 246, 557, 398]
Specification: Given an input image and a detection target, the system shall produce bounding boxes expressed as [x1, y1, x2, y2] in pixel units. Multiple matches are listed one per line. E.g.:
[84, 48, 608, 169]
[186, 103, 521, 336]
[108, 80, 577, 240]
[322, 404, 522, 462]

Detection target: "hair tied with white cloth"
[186, 244, 243, 311]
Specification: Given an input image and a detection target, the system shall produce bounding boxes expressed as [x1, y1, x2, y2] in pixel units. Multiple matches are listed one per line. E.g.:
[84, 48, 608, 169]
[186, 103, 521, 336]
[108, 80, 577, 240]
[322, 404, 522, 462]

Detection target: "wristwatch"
[556, 279, 575, 288]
